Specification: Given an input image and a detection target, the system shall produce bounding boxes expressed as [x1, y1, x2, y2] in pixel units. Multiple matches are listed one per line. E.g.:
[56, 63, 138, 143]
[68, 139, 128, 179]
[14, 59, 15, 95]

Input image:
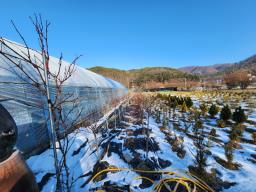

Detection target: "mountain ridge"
[179, 55, 256, 75]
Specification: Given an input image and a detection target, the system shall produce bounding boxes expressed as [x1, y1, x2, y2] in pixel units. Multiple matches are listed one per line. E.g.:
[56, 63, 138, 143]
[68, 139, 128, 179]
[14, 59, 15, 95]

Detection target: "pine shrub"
[181, 101, 188, 112]
[229, 129, 239, 142]
[229, 124, 244, 141]
[232, 106, 247, 124]
[224, 141, 234, 165]
[185, 97, 193, 108]
[217, 119, 225, 128]
[220, 104, 232, 122]
[209, 128, 217, 137]
[208, 104, 219, 118]
[199, 103, 208, 116]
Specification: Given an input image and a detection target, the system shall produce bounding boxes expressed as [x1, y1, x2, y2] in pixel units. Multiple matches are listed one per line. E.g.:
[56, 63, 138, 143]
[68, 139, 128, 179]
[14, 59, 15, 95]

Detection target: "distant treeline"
[89, 66, 199, 88]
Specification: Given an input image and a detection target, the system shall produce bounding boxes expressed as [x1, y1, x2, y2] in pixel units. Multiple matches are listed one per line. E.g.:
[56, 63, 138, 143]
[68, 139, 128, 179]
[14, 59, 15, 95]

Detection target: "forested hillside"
[89, 66, 199, 88]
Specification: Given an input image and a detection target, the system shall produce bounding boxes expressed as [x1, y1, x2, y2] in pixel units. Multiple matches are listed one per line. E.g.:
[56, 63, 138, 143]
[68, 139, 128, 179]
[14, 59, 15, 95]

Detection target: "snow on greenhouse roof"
[0, 38, 126, 89]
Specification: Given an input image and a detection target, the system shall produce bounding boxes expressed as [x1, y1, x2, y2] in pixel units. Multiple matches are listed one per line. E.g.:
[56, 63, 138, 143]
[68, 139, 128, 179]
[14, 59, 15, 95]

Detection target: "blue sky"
[1, 0, 256, 70]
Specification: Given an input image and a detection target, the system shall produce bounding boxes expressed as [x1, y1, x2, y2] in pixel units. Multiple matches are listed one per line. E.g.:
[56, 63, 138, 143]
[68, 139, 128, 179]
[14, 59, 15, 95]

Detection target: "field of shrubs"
[138, 90, 256, 191]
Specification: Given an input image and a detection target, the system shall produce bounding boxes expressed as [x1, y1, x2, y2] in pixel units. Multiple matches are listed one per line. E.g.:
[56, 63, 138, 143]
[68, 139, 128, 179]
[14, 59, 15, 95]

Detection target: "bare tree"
[143, 94, 154, 159]
[86, 108, 103, 159]
[223, 70, 251, 89]
[0, 15, 82, 191]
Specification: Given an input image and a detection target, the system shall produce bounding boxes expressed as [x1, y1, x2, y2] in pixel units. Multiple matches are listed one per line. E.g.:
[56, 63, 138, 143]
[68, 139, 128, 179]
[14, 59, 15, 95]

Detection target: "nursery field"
[27, 90, 256, 192]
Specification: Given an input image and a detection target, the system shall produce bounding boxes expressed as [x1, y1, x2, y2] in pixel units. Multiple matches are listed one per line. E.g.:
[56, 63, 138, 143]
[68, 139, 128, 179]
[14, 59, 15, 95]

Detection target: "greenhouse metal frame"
[0, 39, 127, 155]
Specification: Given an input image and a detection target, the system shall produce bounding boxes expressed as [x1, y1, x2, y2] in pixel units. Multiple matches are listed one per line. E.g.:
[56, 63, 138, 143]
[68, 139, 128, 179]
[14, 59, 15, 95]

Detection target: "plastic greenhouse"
[0, 39, 127, 155]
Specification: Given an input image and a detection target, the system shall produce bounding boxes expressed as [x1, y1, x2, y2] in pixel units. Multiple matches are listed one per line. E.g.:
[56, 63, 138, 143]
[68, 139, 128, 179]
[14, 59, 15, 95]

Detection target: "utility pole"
[126, 76, 129, 90]
[184, 77, 187, 90]
[42, 50, 61, 191]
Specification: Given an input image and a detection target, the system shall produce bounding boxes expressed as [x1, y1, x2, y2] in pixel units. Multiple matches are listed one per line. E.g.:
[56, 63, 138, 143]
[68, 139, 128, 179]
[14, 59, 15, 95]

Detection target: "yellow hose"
[155, 178, 190, 192]
[89, 167, 214, 192]
[134, 176, 155, 184]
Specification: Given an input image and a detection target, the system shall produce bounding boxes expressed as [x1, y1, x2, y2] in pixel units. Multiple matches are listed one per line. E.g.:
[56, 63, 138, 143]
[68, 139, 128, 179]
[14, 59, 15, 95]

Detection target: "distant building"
[145, 87, 178, 92]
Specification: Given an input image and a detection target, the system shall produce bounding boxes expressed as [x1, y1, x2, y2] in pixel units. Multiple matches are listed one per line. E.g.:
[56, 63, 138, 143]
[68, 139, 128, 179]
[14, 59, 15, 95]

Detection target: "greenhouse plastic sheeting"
[0, 39, 127, 155]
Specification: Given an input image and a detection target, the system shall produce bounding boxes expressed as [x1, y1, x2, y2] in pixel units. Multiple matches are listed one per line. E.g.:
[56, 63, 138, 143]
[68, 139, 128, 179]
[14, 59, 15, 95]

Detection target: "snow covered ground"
[27, 93, 256, 191]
